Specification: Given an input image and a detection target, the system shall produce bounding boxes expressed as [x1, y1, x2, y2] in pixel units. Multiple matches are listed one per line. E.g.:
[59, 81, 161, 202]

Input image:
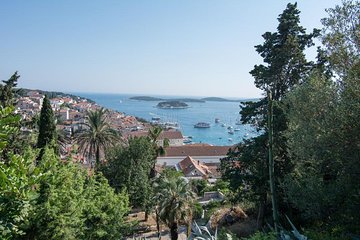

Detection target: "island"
[130, 96, 205, 103]
[156, 101, 189, 109]
[130, 96, 164, 101]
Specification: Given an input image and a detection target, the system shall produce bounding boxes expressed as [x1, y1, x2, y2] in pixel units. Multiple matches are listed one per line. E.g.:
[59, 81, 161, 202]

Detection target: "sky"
[0, 0, 342, 98]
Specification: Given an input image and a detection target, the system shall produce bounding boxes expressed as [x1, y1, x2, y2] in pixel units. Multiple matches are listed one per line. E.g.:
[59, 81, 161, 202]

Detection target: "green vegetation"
[101, 136, 155, 216]
[154, 173, 196, 240]
[76, 108, 120, 169]
[221, 0, 360, 238]
[156, 100, 189, 109]
[0, 1, 359, 239]
[0, 74, 130, 240]
[37, 95, 57, 158]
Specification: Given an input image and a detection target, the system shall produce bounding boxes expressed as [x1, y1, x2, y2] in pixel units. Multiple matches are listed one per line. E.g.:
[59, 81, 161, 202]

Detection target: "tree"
[37, 95, 56, 151]
[148, 125, 169, 178]
[321, 0, 360, 77]
[0, 71, 20, 107]
[76, 108, 119, 169]
[281, 1, 360, 232]
[154, 175, 196, 240]
[101, 136, 155, 214]
[222, 3, 319, 229]
[0, 107, 39, 239]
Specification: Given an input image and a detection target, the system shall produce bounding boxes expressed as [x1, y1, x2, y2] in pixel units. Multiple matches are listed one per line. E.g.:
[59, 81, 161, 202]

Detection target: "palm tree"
[154, 176, 195, 240]
[148, 125, 169, 178]
[76, 108, 119, 169]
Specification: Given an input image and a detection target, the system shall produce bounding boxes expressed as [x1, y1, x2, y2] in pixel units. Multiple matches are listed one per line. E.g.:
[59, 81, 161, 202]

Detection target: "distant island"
[200, 97, 241, 102]
[130, 96, 204, 103]
[130, 96, 243, 103]
[156, 101, 189, 109]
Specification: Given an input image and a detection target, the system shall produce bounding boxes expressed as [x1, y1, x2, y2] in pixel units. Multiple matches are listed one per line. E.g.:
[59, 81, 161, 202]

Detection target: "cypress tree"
[37, 95, 56, 150]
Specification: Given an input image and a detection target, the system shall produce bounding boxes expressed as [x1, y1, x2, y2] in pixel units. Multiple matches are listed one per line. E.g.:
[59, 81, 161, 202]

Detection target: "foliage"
[154, 174, 196, 240]
[242, 232, 276, 240]
[0, 149, 40, 239]
[321, 0, 360, 77]
[281, 1, 360, 232]
[222, 2, 320, 229]
[36, 95, 56, 151]
[76, 107, 120, 169]
[26, 149, 130, 239]
[101, 136, 155, 211]
[193, 202, 203, 220]
[0, 71, 20, 107]
[190, 179, 208, 196]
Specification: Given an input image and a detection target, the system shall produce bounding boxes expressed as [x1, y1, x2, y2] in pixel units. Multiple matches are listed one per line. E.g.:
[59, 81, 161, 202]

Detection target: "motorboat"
[194, 122, 210, 128]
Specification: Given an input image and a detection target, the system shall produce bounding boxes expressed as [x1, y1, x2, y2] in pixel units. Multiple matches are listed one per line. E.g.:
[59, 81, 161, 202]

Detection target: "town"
[16, 90, 230, 183]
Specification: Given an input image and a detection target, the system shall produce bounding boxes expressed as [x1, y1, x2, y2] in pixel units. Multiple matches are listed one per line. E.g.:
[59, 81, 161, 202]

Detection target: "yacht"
[194, 122, 210, 128]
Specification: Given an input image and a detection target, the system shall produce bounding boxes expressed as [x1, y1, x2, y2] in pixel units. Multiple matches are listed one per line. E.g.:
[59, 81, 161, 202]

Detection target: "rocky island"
[156, 101, 189, 109]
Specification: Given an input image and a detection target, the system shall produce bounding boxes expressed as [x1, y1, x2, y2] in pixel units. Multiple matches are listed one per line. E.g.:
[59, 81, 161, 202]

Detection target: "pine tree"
[37, 95, 56, 150]
[222, 3, 319, 229]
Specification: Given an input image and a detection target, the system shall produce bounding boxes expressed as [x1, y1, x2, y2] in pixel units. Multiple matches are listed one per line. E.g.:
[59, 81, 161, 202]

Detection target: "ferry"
[194, 122, 210, 128]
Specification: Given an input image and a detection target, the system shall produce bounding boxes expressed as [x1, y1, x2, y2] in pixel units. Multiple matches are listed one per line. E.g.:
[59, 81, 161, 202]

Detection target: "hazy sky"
[1, 0, 342, 98]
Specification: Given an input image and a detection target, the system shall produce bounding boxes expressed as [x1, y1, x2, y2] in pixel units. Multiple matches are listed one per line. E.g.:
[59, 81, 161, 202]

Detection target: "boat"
[234, 128, 241, 131]
[221, 123, 226, 127]
[228, 138, 233, 142]
[227, 126, 233, 130]
[151, 117, 160, 121]
[228, 129, 234, 135]
[194, 122, 210, 128]
[215, 118, 220, 123]
[183, 136, 193, 144]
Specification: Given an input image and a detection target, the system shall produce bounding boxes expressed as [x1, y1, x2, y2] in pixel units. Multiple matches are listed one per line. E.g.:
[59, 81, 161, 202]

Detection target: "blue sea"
[75, 93, 258, 146]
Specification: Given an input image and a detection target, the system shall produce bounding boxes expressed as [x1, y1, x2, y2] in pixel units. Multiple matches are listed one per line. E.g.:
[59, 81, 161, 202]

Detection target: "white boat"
[228, 138, 233, 142]
[227, 126, 233, 130]
[228, 129, 234, 135]
[221, 123, 226, 127]
[215, 118, 220, 123]
[234, 128, 241, 132]
[194, 122, 210, 128]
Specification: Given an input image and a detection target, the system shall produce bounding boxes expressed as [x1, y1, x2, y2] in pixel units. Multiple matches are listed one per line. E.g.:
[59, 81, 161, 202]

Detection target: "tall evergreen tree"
[221, 3, 319, 228]
[37, 95, 56, 150]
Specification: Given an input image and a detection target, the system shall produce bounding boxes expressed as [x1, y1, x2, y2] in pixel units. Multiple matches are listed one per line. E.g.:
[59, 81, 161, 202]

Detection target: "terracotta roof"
[178, 156, 210, 176]
[164, 145, 231, 157]
[159, 131, 183, 140]
[204, 163, 221, 178]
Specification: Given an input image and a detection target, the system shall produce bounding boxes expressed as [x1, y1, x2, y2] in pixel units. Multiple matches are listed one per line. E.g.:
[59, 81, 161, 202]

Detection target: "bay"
[74, 93, 258, 146]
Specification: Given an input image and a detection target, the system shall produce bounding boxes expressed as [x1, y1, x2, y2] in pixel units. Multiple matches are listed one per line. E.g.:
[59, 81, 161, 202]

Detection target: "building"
[177, 156, 212, 178]
[157, 144, 231, 166]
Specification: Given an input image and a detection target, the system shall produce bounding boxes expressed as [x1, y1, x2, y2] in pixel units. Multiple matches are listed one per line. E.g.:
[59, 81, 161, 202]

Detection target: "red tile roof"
[178, 156, 210, 176]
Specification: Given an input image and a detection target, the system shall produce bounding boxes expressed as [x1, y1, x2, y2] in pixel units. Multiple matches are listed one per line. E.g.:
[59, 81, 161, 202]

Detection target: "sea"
[74, 93, 258, 146]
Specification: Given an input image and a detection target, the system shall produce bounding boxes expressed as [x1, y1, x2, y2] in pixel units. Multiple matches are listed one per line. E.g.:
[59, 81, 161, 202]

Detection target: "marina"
[76, 93, 258, 146]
